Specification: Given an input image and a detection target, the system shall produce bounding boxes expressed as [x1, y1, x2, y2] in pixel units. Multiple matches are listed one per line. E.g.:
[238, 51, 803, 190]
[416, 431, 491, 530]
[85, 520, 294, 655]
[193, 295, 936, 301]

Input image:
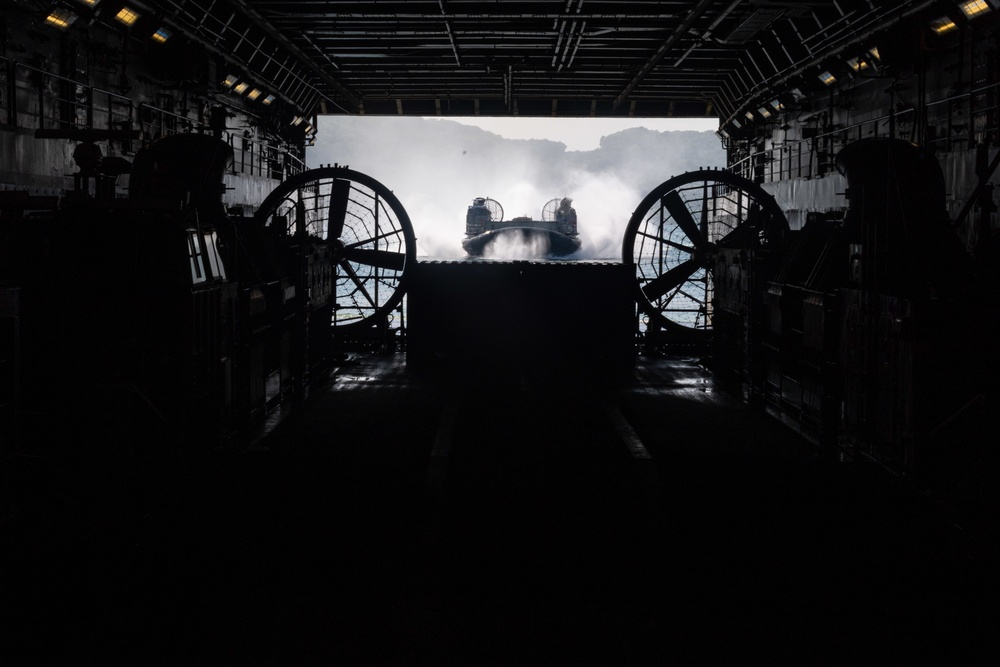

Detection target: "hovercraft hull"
[462, 226, 581, 257]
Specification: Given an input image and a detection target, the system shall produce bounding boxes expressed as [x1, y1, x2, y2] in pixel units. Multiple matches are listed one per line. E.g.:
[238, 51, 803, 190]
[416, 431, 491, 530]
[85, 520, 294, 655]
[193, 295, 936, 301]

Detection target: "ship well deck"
[5, 352, 998, 662]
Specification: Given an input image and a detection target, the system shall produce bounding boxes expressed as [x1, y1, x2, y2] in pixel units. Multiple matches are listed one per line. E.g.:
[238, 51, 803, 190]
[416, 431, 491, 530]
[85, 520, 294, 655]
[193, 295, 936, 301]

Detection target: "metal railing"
[226, 130, 305, 179]
[2, 60, 132, 133]
[728, 80, 1000, 185]
[138, 102, 202, 140]
[2, 58, 305, 180]
[0, 56, 9, 126]
[728, 109, 916, 184]
[137, 102, 304, 179]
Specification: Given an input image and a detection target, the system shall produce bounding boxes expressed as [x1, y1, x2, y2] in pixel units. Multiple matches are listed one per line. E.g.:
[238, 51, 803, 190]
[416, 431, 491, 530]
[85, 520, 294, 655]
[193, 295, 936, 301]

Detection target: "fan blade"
[338, 259, 376, 306]
[662, 190, 706, 249]
[700, 183, 709, 238]
[641, 258, 700, 302]
[328, 179, 351, 240]
[343, 247, 406, 271]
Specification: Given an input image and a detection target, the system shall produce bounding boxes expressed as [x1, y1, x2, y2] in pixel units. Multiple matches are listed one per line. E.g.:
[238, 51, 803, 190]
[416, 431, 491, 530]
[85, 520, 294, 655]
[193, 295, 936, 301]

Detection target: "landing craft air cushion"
[463, 196, 582, 256]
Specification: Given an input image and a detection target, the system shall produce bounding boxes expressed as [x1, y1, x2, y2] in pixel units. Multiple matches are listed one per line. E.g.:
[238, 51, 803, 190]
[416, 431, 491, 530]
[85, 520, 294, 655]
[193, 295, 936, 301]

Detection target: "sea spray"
[483, 230, 551, 259]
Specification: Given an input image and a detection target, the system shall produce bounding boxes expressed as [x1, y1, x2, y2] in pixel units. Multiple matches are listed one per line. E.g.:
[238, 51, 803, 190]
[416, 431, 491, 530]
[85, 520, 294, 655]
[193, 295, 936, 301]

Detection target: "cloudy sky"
[311, 116, 724, 259]
[433, 116, 718, 151]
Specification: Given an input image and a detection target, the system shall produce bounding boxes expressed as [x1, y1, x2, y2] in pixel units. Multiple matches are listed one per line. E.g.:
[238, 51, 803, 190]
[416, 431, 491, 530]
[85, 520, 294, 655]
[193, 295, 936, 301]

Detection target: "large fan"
[482, 197, 504, 223]
[622, 169, 787, 338]
[541, 198, 561, 222]
[254, 166, 416, 331]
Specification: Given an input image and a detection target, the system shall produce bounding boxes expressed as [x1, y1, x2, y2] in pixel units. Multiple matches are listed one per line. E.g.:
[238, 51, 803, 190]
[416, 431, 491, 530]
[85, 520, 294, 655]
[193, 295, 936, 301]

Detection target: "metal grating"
[131, 1, 936, 122]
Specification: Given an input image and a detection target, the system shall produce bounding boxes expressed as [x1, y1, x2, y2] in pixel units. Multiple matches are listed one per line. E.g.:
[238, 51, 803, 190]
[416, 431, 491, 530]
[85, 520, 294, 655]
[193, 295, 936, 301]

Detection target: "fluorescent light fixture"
[222, 74, 239, 88]
[115, 7, 140, 26]
[868, 47, 881, 61]
[960, 0, 993, 18]
[818, 70, 837, 85]
[262, 95, 276, 105]
[45, 8, 77, 30]
[246, 88, 263, 101]
[718, 128, 730, 139]
[758, 107, 772, 118]
[770, 99, 783, 111]
[304, 124, 314, 134]
[291, 116, 304, 126]
[745, 111, 755, 121]
[930, 16, 958, 33]
[731, 118, 742, 129]
[76, 0, 99, 6]
[232, 82, 249, 94]
[151, 27, 171, 43]
[847, 57, 868, 72]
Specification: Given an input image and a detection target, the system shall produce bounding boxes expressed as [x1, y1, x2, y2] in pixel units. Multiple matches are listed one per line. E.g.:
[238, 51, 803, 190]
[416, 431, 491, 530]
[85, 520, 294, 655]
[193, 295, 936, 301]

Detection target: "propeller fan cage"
[254, 167, 416, 331]
[541, 198, 561, 222]
[623, 169, 787, 338]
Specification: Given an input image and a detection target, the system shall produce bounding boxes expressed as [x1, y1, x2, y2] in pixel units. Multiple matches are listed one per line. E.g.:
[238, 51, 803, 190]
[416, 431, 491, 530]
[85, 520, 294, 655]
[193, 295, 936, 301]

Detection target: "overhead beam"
[228, 0, 363, 113]
[612, 0, 717, 112]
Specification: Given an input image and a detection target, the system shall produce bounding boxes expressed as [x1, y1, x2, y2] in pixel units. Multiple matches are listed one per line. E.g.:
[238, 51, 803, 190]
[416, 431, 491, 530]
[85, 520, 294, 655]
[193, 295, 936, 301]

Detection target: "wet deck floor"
[4, 352, 999, 663]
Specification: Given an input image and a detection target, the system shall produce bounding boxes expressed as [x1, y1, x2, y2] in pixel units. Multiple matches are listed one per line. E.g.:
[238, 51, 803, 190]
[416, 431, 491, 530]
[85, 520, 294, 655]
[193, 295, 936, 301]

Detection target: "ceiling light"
[770, 99, 784, 111]
[847, 57, 868, 72]
[867, 47, 881, 61]
[930, 16, 958, 33]
[304, 124, 314, 134]
[115, 7, 140, 27]
[818, 70, 837, 85]
[960, 1, 993, 18]
[731, 118, 742, 129]
[291, 116, 304, 126]
[232, 82, 249, 94]
[262, 95, 275, 105]
[151, 27, 171, 43]
[76, 0, 99, 5]
[758, 107, 772, 118]
[246, 88, 262, 101]
[222, 74, 239, 88]
[45, 8, 77, 30]
[745, 111, 755, 121]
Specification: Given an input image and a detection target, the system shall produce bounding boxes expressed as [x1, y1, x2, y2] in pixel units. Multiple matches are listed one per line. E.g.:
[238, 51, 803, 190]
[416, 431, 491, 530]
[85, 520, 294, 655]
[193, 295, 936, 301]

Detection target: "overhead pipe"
[612, 0, 716, 112]
[552, 0, 584, 69]
[557, 20, 578, 71]
[438, 0, 462, 67]
[226, 0, 363, 112]
[552, 19, 569, 68]
[565, 21, 586, 70]
[701, 0, 745, 41]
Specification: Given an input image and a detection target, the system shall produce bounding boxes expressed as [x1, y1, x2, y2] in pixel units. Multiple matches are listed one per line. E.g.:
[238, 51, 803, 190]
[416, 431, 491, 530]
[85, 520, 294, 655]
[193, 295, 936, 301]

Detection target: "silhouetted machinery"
[0, 135, 347, 466]
[253, 165, 415, 337]
[0, 129, 429, 463]
[625, 139, 983, 485]
[2, 129, 987, 502]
